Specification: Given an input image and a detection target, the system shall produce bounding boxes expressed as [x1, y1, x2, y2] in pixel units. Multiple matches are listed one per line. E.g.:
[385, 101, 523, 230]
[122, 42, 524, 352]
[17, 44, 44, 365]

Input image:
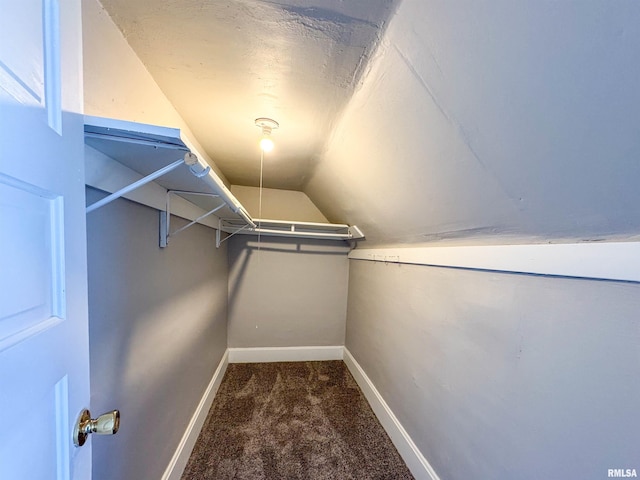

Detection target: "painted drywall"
[227, 236, 349, 348]
[86, 188, 228, 480]
[230, 185, 328, 223]
[346, 260, 640, 479]
[306, 0, 640, 246]
[82, 0, 228, 184]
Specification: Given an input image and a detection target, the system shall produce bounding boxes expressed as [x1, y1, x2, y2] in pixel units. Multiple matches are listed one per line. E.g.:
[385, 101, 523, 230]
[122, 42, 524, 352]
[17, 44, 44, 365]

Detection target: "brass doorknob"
[73, 409, 120, 447]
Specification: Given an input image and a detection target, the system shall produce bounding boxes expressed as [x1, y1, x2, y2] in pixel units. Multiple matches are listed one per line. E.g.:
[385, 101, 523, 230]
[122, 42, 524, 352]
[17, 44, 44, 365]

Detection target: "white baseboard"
[343, 348, 440, 480]
[228, 346, 344, 363]
[162, 350, 229, 480]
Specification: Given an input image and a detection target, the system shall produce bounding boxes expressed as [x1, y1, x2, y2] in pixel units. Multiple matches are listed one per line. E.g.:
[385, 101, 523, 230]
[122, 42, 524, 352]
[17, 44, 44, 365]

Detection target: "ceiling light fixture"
[255, 117, 279, 153]
[254, 117, 279, 250]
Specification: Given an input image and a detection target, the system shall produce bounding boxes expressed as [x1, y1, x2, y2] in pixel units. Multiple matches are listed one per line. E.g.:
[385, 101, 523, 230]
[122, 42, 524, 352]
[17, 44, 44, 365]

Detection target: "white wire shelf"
[84, 116, 365, 247]
[218, 218, 365, 244]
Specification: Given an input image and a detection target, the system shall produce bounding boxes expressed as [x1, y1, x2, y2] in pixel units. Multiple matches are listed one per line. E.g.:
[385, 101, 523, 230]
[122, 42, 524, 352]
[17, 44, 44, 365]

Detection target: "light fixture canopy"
[255, 117, 279, 152]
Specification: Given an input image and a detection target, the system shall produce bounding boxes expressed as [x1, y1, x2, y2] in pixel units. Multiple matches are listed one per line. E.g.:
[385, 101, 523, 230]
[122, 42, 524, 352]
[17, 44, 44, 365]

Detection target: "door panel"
[2, 375, 70, 479]
[0, 0, 62, 132]
[0, 0, 45, 106]
[0, 175, 65, 351]
[0, 1, 90, 479]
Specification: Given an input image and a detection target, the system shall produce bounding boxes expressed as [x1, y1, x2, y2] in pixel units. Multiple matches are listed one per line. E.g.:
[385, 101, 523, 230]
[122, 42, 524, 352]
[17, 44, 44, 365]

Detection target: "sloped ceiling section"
[98, 0, 399, 190]
[305, 0, 640, 246]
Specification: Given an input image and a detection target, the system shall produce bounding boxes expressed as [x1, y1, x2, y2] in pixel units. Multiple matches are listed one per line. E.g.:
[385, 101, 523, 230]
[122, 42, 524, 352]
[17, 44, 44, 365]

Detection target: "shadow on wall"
[86, 189, 220, 298]
[227, 236, 351, 312]
[345, 259, 640, 480]
[226, 235, 351, 348]
[85, 188, 228, 480]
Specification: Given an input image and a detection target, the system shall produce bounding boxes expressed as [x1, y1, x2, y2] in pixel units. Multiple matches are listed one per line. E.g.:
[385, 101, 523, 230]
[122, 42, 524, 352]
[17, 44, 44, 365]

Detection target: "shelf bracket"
[216, 218, 252, 248]
[160, 190, 224, 247]
[349, 225, 365, 240]
[86, 152, 202, 213]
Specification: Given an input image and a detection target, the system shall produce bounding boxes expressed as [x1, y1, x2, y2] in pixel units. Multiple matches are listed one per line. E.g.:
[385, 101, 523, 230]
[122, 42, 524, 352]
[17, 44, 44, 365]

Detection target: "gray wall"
[86, 188, 228, 480]
[230, 185, 329, 223]
[346, 259, 640, 480]
[228, 236, 349, 347]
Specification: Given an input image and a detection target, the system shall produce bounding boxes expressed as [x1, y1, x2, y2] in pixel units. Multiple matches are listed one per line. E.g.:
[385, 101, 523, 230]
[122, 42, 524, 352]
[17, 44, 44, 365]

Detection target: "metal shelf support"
[86, 152, 202, 213]
[216, 218, 252, 248]
[160, 190, 225, 248]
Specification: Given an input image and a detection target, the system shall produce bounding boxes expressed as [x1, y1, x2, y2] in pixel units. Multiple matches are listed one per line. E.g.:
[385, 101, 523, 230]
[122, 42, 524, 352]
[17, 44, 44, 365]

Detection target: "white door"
[0, 0, 91, 479]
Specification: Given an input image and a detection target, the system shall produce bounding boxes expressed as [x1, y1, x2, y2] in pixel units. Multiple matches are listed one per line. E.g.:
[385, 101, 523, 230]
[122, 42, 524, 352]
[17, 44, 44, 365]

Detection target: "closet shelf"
[217, 218, 364, 246]
[83, 116, 364, 247]
[84, 115, 253, 230]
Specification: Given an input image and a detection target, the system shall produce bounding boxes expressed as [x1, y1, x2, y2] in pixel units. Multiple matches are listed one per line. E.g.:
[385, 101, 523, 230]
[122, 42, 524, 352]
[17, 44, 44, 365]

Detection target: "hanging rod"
[86, 152, 204, 213]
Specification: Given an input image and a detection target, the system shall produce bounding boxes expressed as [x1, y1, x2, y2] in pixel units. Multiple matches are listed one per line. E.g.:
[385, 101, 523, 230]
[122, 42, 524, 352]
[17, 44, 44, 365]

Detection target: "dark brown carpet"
[182, 361, 414, 480]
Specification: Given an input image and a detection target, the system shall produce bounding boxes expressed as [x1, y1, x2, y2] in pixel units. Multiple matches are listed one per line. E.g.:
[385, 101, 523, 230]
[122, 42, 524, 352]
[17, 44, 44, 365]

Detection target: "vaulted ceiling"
[98, 0, 399, 190]
[96, 0, 640, 246]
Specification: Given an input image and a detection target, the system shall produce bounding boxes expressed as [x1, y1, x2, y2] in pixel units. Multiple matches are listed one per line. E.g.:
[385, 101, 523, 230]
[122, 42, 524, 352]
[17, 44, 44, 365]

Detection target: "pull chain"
[258, 148, 264, 250]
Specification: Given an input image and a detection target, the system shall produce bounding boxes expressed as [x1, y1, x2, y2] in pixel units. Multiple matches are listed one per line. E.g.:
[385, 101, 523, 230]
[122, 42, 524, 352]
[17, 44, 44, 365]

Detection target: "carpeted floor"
[182, 361, 414, 479]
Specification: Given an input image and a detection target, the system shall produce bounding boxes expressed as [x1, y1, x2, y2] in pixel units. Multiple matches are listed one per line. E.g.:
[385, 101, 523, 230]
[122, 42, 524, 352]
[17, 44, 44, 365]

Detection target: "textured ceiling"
[306, 0, 640, 245]
[98, 0, 398, 190]
[95, 0, 640, 246]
